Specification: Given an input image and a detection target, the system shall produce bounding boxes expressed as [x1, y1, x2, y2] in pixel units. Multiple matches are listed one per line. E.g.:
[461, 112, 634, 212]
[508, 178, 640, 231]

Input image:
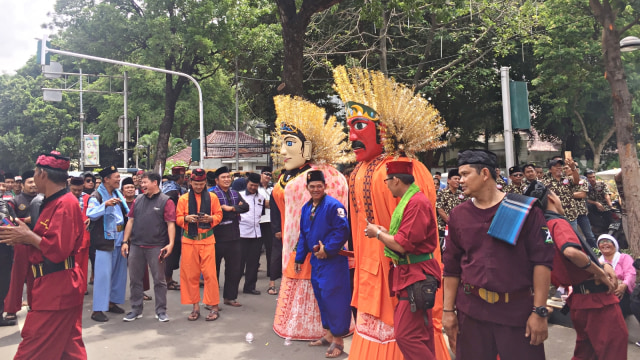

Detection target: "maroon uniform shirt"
[546, 215, 619, 310]
[29, 190, 85, 310]
[390, 191, 441, 294]
[443, 200, 555, 327]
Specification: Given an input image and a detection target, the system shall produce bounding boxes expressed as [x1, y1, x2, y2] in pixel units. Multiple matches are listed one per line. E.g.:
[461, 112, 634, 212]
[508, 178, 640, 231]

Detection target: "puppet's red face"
[348, 117, 383, 162]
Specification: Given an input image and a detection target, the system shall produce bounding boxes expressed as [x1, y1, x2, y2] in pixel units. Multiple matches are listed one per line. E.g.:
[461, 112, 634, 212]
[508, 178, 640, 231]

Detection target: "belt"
[573, 279, 609, 295]
[31, 256, 75, 279]
[116, 224, 124, 232]
[462, 283, 532, 304]
[392, 252, 433, 266]
[183, 229, 215, 241]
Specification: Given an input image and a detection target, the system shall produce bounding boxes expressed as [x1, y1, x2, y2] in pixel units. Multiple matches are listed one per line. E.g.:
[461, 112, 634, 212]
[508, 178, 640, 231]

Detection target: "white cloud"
[0, 0, 55, 74]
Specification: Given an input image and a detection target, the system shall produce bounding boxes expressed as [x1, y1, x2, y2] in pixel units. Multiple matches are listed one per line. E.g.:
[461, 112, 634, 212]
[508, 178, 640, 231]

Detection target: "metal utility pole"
[135, 116, 140, 169]
[235, 56, 239, 171]
[40, 36, 206, 166]
[123, 71, 128, 168]
[500, 66, 515, 171]
[79, 68, 84, 171]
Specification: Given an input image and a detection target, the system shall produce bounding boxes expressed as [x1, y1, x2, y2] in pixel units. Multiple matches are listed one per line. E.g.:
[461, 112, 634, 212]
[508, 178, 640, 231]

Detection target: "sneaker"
[91, 311, 109, 322]
[123, 312, 143, 322]
[635, 341, 640, 348]
[108, 304, 125, 314]
[156, 313, 170, 322]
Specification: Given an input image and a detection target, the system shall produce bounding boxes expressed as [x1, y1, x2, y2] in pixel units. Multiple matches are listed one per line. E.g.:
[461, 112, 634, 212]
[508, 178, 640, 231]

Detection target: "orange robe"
[349, 156, 450, 360]
[176, 192, 223, 306]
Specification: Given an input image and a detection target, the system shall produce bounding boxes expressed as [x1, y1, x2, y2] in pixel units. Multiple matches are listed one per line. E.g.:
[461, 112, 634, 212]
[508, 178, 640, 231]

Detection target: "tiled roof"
[167, 146, 191, 162]
[167, 131, 267, 162]
[206, 131, 266, 158]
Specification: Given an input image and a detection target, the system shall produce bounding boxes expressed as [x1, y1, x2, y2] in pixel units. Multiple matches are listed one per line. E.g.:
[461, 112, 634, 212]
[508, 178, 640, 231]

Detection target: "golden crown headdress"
[333, 66, 447, 157]
[272, 95, 349, 165]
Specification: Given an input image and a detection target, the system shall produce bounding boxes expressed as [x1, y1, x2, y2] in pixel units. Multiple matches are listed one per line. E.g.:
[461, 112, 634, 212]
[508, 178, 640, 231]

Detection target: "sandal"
[5, 313, 17, 321]
[267, 286, 278, 295]
[205, 309, 220, 321]
[167, 281, 180, 291]
[223, 299, 242, 307]
[143, 294, 152, 301]
[325, 343, 344, 358]
[309, 337, 331, 347]
[187, 310, 200, 321]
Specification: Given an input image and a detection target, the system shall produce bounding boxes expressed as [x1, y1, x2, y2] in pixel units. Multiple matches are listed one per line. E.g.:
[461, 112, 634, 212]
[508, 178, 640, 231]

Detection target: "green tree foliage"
[52, 0, 281, 171]
[303, 0, 540, 166]
[0, 59, 80, 172]
[531, 0, 620, 170]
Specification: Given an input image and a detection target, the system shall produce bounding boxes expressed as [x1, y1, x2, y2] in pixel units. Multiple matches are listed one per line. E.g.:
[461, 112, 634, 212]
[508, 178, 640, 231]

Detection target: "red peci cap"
[386, 161, 413, 176]
[190, 168, 206, 181]
[172, 166, 186, 175]
[36, 151, 70, 171]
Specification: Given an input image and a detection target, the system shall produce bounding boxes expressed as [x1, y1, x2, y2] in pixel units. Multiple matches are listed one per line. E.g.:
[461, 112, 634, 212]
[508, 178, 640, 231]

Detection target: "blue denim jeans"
[570, 216, 596, 248]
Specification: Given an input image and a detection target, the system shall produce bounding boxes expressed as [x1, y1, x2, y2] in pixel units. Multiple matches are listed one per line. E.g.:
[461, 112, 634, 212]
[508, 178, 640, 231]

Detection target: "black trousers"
[240, 237, 262, 292]
[165, 228, 182, 279]
[270, 234, 283, 282]
[0, 246, 13, 314]
[215, 240, 242, 300]
[260, 223, 272, 277]
[89, 244, 96, 280]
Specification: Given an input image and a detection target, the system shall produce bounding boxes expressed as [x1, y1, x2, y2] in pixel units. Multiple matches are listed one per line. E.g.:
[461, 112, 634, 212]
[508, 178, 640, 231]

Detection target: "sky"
[0, 0, 56, 74]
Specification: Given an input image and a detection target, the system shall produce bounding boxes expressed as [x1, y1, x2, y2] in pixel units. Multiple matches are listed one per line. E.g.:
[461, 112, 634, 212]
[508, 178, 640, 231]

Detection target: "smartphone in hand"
[159, 249, 167, 263]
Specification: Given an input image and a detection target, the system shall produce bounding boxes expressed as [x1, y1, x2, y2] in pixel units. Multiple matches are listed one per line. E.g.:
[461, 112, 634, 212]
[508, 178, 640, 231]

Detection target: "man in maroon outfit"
[442, 149, 555, 360]
[524, 180, 627, 360]
[365, 161, 441, 360]
[0, 152, 87, 360]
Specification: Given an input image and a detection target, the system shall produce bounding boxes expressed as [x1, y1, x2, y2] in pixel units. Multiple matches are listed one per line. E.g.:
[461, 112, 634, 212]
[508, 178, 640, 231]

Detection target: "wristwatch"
[532, 306, 549, 318]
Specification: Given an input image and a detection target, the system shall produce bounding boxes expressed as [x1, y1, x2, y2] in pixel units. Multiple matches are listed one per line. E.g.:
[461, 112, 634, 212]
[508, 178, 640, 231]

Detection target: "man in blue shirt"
[294, 170, 351, 358]
[86, 166, 129, 322]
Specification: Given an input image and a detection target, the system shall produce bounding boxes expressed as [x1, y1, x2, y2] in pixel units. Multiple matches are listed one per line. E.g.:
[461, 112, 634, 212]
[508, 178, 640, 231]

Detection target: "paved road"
[1, 254, 640, 359]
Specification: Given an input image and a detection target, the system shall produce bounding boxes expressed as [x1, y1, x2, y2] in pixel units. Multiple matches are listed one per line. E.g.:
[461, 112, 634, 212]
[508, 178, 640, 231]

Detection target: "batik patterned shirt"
[541, 173, 581, 221]
[436, 188, 468, 231]
[588, 181, 612, 211]
[504, 183, 525, 195]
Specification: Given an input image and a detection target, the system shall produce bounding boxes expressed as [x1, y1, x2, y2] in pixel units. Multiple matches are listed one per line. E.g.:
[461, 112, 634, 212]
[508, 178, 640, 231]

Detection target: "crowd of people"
[0, 66, 639, 360]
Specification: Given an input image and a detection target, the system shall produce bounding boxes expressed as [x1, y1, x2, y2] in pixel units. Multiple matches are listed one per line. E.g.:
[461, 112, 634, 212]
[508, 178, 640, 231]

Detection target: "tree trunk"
[154, 66, 187, 173]
[573, 109, 616, 171]
[590, 0, 640, 257]
[279, 21, 306, 96]
[276, 0, 344, 96]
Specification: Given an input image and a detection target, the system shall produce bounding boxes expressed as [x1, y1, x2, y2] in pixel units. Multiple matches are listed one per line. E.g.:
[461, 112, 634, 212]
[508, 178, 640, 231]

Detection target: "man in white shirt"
[239, 173, 266, 295]
[257, 167, 275, 294]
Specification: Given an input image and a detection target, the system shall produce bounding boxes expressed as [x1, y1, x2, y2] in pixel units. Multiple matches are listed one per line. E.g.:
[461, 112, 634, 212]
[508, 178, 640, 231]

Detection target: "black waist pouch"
[409, 274, 439, 311]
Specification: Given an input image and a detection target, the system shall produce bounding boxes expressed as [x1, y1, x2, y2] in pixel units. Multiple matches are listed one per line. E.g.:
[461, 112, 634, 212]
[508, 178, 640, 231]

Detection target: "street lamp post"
[620, 36, 640, 52]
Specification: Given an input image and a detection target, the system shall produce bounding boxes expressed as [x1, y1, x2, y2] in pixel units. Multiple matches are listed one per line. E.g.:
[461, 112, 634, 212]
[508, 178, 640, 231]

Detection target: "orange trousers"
[180, 242, 219, 306]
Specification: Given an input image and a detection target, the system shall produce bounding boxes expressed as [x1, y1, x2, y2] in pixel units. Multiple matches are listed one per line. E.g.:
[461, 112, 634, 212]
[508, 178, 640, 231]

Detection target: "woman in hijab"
[598, 234, 638, 323]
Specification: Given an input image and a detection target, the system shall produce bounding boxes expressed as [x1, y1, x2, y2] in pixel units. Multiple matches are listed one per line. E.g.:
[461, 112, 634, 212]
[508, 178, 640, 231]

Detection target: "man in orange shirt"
[176, 168, 223, 321]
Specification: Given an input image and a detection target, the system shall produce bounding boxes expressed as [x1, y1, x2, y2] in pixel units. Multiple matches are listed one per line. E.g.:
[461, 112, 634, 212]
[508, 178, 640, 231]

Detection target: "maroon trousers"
[456, 311, 545, 360]
[4, 244, 32, 313]
[14, 305, 86, 360]
[570, 304, 627, 360]
[394, 290, 435, 360]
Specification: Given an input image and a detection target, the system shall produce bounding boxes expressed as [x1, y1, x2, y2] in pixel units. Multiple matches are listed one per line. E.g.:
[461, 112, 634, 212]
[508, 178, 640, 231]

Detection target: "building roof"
[167, 130, 267, 163]
[168, 146, 191, 163]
